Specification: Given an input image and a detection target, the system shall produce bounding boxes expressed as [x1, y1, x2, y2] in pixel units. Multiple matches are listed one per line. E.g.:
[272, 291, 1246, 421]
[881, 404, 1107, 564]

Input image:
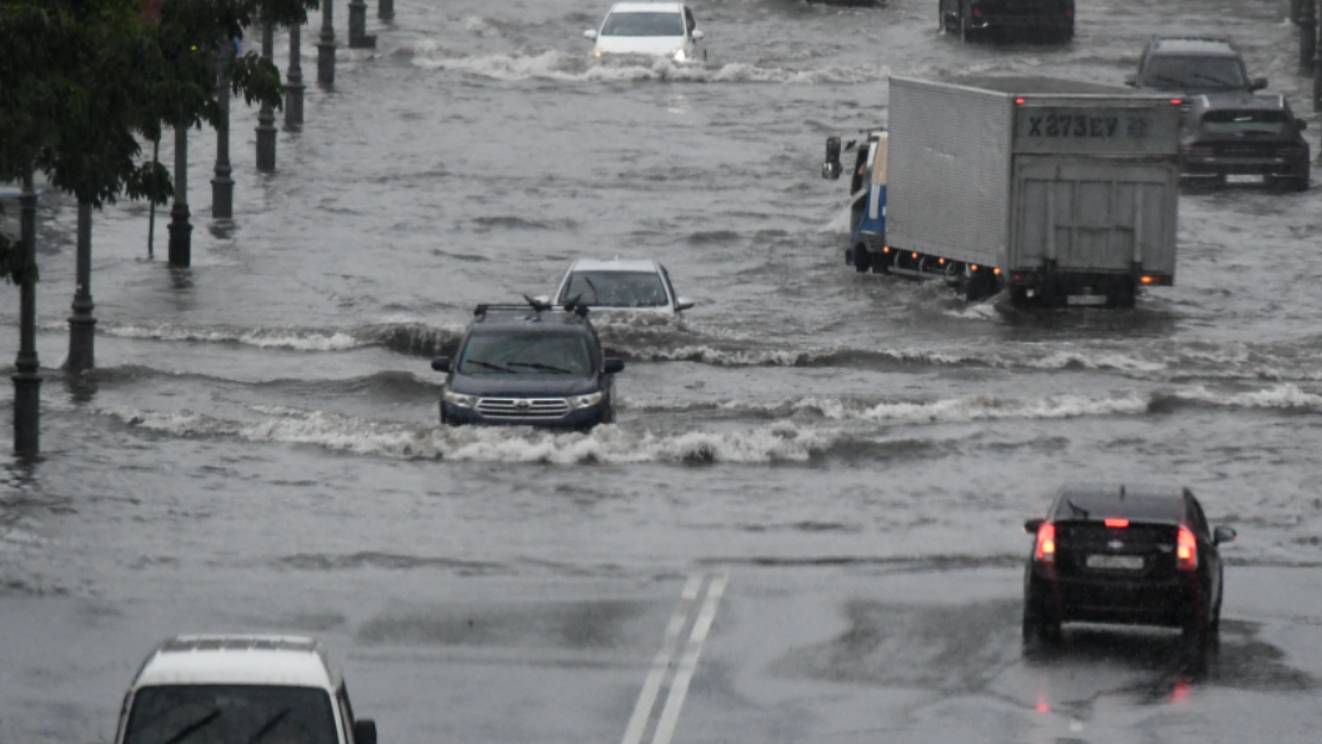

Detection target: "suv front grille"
[477, 397, 571, 420]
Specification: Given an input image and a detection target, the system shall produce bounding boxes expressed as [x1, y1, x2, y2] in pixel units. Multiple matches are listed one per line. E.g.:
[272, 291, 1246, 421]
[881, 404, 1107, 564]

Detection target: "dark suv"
[939, 0, 1075, 42]
[1181, 93, 1311, 191]
[1022, 483, 1236, 649]
[1125, 36, 1267, 95]
[431, 301, 624, 429]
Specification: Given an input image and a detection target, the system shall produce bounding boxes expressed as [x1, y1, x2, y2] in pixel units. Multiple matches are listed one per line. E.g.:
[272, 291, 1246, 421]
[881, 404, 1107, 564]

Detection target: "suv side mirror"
[583, 29, 598, 41]
[1024, 518, 1043, 534]
[1250, 76, 1268, 91]
[431, 357, 450, 373]
[691, 28, 704, 41]
[675, 297, 695, 311]
[353, 719, 378, 744]
[1123, 73, 1137, 87]
[1213, 526, 1237, 545]
[603, 357, 625, 374]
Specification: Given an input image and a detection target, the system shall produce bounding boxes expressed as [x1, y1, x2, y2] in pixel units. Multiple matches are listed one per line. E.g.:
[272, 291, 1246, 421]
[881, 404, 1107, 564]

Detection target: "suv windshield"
[123, 685, 337, 744]
[602, 11, 685, 37]
[1143, 56, 1246, 91]
[459, 332, 593, 375]
[563, 271, 669, 308]
[1200, 109, 1290, 136]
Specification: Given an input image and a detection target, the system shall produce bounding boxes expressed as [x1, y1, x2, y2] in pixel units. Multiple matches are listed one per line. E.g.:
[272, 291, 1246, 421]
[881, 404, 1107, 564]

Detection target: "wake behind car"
[583, 2, 705, 63]
[432, 300, 624, 429]
[115, 634, 377, 744]
[548, 258, 694, 316]
[1180, 93, 1311, 191]
[1022, 484, 1236, 649]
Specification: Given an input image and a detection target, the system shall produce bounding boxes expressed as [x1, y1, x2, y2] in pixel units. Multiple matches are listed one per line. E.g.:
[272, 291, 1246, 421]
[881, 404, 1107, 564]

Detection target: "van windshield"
[602, 11, 685, 37]
[123, 685, 337, 744]
[459, 332, 593, 376]
[1142, 56, 1246, 91]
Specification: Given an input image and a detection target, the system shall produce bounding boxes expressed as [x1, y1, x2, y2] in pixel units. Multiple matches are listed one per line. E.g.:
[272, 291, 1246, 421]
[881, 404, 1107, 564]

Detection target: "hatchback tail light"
[1034, 522, 1056, 563]
[1176, 525, 1198, 571]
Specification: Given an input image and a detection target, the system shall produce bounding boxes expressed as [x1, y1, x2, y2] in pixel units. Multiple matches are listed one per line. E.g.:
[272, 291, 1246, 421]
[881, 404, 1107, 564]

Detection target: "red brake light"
[1014, 96, 1026, 105]
[1104, 518, 1129, 528]
[1176, 525, 1198, 571]
[1034, 522, 1056, 563]
[1169, 98, 1183, 106]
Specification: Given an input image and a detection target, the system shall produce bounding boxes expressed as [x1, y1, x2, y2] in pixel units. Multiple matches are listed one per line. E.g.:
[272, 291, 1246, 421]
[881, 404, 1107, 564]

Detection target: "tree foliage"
[0, 0, 318, 283]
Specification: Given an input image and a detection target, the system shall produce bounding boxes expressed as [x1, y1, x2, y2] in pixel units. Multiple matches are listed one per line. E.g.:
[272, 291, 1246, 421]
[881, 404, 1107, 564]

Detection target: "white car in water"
[583, 2, 706, 63]
[548, 258, 694, 316]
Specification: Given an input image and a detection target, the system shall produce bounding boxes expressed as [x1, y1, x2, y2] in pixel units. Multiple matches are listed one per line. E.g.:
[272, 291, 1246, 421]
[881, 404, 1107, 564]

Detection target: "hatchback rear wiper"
[1064, 499, 1091, 519]
[508, 361, 574, 374]
[465, 360, 514, 373]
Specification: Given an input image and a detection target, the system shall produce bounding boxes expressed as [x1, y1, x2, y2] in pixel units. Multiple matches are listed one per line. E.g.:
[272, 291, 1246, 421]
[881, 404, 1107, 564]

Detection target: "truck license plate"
[1227, 174, 1264, 184]
[1086, 554, 1144, 570]
[1067, 294, 1107, 306]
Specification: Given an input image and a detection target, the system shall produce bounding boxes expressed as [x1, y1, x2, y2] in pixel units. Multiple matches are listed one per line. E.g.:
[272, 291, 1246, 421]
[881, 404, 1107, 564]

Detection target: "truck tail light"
[1176, 525, 1198, 571]
[1034, 522, 1056, 563]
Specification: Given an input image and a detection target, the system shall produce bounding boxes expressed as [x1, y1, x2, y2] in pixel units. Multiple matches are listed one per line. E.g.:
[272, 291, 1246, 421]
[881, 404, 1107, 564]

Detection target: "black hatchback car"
[1022, 483, 1236, 646]
[431, 301, 624, 429]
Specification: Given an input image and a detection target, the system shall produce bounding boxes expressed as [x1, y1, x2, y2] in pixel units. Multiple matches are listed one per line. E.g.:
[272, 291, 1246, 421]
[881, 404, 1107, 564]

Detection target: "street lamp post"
[256, 22, 277, 172]
[1302, 0, 1317, 76]
[167, 123, 192, 267]
[286, 23, 305, 131]
[317, 0, 336, 88]
[13, 168, 42, 456]
[379, 0, 394, 22]
[1314, 0, 1322, 113]
[66, 200, 96, 372]
[348, 0, 377, 49]
[212, 46, 234, 219]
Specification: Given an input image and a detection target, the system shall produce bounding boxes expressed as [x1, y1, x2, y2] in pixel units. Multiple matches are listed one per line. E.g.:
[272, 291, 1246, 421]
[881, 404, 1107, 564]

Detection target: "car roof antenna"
[1119, 485, 1126, 499]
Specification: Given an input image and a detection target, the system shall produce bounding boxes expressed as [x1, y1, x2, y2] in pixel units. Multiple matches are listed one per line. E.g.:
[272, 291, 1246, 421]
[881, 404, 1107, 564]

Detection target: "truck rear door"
[1012, 158, 1178, 275]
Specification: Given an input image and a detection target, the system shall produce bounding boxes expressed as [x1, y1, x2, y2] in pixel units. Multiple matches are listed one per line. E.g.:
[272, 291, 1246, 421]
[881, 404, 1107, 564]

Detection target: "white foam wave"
[101, 405, 841, 465]
[103, 324, 363, 352]
[1175, 383, 1322, 411]
[717, 393, 1152, 423]
[409, 45, 877, 84]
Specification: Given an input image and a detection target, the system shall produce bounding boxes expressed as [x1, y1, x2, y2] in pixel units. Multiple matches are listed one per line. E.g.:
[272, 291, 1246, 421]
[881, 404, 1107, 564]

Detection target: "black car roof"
[1191, 92, 1289, 113]
[1147, 36, 1239, 58]
[1052, 483, 1188, 522]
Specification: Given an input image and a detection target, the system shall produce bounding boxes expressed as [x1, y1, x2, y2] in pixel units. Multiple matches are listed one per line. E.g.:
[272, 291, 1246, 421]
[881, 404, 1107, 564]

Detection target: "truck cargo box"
[884, 75, 1182, 303]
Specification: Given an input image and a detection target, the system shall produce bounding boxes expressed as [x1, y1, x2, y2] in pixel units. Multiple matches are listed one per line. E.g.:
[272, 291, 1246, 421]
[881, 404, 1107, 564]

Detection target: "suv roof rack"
[474, 296, 590, 318]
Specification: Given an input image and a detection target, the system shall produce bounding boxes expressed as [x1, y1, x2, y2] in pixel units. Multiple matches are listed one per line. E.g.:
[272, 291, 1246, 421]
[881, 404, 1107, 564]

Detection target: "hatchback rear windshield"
[561, 271, 669, 308]
[602, 11, 685, 37]
[123, 684, 337, 744]
[1053, 490, 1185, 522]
[1200, 109, 1290, 136]
[1142, 56, 1246, 91]
[459, 332, 592, 376]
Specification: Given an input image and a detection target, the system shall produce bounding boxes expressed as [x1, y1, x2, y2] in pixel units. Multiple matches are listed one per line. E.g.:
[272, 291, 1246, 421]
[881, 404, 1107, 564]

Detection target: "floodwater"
[2, 1, 1321, 742]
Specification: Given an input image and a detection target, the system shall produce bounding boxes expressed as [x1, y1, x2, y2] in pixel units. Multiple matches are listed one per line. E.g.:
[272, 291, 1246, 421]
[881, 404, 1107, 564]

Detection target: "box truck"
[823, 75, 1183, 307]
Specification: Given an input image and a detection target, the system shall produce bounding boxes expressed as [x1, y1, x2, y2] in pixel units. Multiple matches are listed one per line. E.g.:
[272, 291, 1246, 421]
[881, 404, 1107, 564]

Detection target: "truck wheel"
[964, 270, 995, 301]
[853, 244, 871, 273]
[1107, 281, 1136, 309]
[1009, 286, 1032, 309]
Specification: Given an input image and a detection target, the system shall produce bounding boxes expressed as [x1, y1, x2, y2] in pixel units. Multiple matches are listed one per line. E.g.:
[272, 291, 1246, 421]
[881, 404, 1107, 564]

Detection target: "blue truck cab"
[823, 130, 889, 273]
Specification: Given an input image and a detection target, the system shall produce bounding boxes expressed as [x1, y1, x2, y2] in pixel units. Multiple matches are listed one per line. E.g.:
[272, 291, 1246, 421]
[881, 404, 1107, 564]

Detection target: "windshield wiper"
[1186, 72, 1238, 88]
[1144, 74, 1187, 89]
[245, 707, 291, 744]
[507, 361, 574, 374]
[465, 359, 514, 373]
[583, 276, 601, 304]
[160, 708, 222, 744]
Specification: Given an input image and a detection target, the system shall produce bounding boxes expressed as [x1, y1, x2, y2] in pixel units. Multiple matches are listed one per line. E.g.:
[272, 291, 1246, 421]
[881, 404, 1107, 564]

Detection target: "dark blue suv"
[431, 301, 624, 430]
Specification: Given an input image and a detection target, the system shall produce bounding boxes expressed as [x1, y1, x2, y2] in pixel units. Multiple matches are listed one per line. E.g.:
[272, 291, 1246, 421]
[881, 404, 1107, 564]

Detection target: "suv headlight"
[443, 390, 476, 408]
[571, 392, 604, 409]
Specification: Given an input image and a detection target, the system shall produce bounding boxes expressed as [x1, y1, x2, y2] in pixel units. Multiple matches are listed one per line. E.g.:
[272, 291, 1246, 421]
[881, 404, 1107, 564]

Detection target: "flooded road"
[2, 0, 1321, 742]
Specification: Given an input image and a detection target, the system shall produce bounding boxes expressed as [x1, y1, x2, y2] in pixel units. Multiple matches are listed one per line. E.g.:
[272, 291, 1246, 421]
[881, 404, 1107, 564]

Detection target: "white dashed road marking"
[621, 572, 728, 744]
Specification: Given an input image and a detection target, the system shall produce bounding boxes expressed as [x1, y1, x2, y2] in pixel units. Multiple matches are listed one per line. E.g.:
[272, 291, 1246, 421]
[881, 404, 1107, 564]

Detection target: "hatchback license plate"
[1067, 294, 1107, 306]
[1227, 174, 1264, 184]
[1087, 554, 1144, 570]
